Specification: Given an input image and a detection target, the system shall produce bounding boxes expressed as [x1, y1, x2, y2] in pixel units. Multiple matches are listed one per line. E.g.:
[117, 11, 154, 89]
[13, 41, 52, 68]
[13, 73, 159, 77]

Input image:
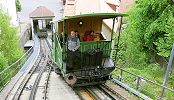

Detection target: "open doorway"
[33, 20, 38, 33]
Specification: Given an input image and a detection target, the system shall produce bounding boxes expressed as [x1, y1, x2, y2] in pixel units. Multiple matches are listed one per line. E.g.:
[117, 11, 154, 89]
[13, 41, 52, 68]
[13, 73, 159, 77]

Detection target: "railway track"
[7, 39, 52, 100]
[3, 37, 138, 100]
[28, 39, 49, 100]
[74, 84, 127, 100]
[3, 36, 79, 100]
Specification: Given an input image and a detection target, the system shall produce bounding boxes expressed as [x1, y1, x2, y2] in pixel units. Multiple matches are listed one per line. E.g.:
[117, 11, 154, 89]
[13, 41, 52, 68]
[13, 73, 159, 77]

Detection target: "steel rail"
[29, 39, 48, 100]
[29, 64, 45, 100]
[85, 87, 101, 100]
[99, 84, 126, 100]
[12, 52, 43, 100]
[74, 87, 97, 100]
[13, 39, 51, 100]
[43, 62, 52, 100]
[1, 35, 40, 100]
[77, 84, 134, 100]
[0, 47, 33, 92]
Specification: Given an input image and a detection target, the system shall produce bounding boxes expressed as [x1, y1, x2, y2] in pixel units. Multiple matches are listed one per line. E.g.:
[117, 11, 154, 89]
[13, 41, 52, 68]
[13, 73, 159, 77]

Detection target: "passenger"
[75, 30, 80, 40]
[67, 31, 80, 69]
[67, 31, 80, 51]
[93, 33, 100, 41]
[83, 30, 93, 42]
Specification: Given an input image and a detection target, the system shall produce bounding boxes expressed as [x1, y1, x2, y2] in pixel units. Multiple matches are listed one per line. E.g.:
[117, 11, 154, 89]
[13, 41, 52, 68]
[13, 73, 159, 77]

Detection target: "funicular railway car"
[51, 13, 127, 86]
[37, 28, 48, 38]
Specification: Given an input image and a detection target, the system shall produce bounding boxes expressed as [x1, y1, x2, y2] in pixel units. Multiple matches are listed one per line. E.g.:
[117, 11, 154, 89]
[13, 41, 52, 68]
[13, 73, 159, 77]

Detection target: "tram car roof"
[58, 13, 128, 21]
[53, 13, 128, 40]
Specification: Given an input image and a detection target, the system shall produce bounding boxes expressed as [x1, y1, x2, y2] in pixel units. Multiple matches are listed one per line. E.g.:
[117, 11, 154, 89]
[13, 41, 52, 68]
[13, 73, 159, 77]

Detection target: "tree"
[16, 0, 22, 12]
[0, 10, 23, 65]
[0, 52, 7, 71]
[119, 0, 174, 67]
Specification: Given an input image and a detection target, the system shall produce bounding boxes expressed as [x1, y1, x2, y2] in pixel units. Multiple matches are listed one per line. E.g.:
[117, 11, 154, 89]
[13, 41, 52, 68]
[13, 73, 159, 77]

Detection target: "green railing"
[79, 41, 112, 57]
[0, 47, 33, 91]
[112, 66, 174, 99]
[60, 41, 112, 62]
[55, 35, 63, 70]
[112, 44, 174, 99]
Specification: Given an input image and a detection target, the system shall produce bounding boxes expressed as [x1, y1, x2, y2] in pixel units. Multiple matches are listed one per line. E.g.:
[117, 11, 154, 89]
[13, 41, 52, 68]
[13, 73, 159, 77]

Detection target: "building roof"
[29, 6, 54, 18]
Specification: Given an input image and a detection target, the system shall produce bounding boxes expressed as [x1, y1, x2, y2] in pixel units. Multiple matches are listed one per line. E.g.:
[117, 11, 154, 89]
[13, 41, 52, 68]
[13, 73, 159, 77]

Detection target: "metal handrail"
[0, 46, 33, 91]
[0, 47, 33, 75]
[114, 66, 174, 91]
[113, 66, 174, 99]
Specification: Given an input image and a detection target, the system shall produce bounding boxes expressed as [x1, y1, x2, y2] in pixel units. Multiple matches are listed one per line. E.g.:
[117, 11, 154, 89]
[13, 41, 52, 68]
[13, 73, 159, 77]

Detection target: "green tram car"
[51, 13, 127, 86]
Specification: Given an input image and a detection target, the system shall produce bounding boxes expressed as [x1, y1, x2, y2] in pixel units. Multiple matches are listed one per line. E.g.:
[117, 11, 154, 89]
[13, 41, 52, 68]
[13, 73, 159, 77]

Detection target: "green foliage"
[118, 0, 174, 68]
[0, 11, 23, 65]
[115, 0, 174, 99]
[145, 4, 174, 57]
[0, 11, 23, 89]
[16, 0, 22, 12]
[0, 52, 7, 72]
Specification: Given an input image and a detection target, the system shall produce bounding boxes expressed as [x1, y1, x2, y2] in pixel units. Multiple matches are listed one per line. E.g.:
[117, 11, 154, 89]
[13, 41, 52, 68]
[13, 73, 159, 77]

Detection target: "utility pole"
[160, 43, 174, 99]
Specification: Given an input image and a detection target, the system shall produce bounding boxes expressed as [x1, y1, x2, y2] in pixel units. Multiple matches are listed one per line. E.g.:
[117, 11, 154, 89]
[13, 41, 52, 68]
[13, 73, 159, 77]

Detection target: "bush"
[118, 0, 174, 68]
[0, 52, 7, 72]
[0, 11, 23, 65]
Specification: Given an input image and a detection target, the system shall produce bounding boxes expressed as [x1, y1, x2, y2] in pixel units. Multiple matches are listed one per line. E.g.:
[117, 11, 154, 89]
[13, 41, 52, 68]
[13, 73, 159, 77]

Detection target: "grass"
[112, 63, 174, 99]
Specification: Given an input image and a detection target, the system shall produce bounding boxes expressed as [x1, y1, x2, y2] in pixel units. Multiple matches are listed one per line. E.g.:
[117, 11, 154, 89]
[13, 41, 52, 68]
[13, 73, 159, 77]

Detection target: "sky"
[18, 0, 63, 23]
